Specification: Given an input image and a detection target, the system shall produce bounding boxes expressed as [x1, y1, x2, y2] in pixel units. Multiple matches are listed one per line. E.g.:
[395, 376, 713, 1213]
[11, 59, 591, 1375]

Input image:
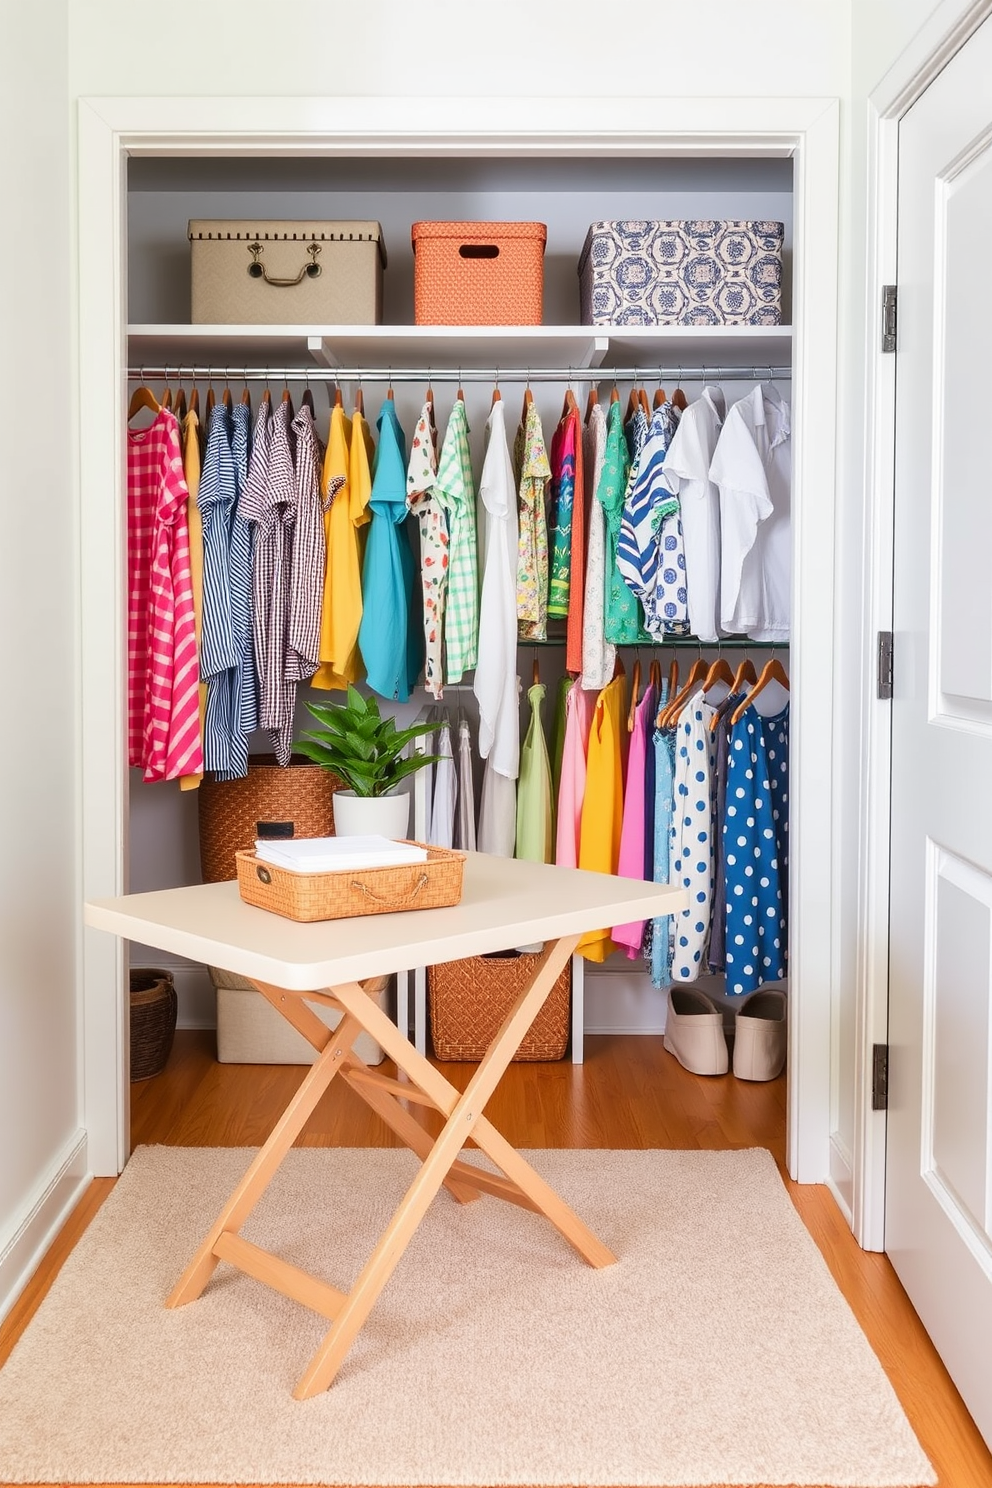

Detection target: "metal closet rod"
[126, 364, 791, 384]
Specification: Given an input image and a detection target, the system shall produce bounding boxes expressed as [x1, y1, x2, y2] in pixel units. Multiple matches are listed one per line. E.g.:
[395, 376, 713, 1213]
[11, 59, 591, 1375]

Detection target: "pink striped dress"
[127, 407, 203, 782]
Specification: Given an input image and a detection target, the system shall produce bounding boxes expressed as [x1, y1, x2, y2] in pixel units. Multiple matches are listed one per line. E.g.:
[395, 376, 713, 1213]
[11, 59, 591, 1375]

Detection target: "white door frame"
[853, 0, 992, 1250]
[76, 94, 839, 1185]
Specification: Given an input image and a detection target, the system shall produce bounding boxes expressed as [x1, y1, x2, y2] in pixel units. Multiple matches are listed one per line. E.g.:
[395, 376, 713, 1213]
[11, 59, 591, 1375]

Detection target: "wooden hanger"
[660, 657, 708, 728]
[334, 384, 343, 408]
[491, 384, 502, 408]
[652, 386, 667, 409]
[562, 386, 578, 419]
[425, 384, 434, 408]
[730, 656, 790, 726]
[667, 657, 679, 703]
[127, 383, 160, 422]
[206, 385, 216, 416]
[731, 655, 758, 695]
[702, 655, 735, 692]
[624, 387, 639, 421]
[610, 384, 621, 405]
[173, 387, 187, 422]
[354, 386, 364, 415]
[585, 386, 599, 419]
[240, 385, 251, 408]
[649, 658, 662, 695]
[302, 386, 315, 415]
[521, 385, 533, 418]
[532, 655, 540, 686]
[711, 656, 758, 733]
[627, 658, 642, 732]
[261, 385, 272, 407]
[222, 385, 233, 409]
[160, 384, 173, 411]
[189, 386, 200, 416]
[638, 387, 651, 418]
[673, 387, 688, 411]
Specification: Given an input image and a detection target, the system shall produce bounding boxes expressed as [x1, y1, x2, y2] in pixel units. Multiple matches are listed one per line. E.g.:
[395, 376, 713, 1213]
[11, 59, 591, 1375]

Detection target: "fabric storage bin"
[198, 755, 341, 884]
[412, 220, 546, 325]
[188, 220, 386, 324]
[578, 220, 784, 326]
[212, 966, 388, 1066]
[428, 949, 570, 1061]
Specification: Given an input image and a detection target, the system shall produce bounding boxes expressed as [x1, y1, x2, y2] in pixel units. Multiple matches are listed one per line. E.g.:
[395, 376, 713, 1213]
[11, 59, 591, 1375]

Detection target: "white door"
[887, 13, 992, 1447]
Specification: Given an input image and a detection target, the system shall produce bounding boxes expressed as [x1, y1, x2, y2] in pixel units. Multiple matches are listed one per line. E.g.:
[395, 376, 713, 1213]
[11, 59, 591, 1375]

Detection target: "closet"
[124, 152, 795, 1059]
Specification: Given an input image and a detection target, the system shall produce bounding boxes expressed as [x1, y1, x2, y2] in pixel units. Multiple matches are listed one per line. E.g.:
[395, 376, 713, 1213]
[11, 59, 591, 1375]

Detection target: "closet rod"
[126, 364, 792, 384]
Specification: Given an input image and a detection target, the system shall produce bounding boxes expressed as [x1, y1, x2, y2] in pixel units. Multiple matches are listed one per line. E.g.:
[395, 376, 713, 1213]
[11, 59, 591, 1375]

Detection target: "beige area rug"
[0, 1145, 933, 1487]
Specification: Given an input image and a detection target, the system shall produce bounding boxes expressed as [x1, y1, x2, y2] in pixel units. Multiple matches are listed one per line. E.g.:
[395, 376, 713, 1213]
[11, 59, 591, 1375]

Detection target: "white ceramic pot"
[332, 789, 411, 840]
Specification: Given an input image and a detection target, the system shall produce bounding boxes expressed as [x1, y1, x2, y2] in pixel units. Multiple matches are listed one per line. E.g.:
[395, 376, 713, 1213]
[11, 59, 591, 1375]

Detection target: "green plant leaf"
[345, 684, 370, 717]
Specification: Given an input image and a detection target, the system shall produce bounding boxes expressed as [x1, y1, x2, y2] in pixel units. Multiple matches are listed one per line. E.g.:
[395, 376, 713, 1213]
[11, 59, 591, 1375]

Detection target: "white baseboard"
[0, 1129, 90, 1326]
[827, 1133, 855, 1228]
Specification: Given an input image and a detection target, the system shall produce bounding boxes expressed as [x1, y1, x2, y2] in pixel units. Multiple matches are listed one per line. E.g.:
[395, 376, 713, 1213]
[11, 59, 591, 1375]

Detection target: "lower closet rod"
[126, 364, 792, 384]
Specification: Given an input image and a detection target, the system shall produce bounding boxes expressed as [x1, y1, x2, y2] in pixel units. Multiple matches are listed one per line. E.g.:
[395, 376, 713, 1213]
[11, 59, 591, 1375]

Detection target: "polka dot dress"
[669, 688, 718, 981]
[723, 702, 789, 998]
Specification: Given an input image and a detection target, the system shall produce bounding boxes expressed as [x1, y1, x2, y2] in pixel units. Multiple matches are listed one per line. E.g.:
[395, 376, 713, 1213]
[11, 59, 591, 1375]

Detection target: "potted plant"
[295, 686, 442, 839]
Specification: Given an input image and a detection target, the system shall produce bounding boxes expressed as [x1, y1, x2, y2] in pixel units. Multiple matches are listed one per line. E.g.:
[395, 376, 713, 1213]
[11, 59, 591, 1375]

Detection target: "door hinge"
[877, 630, 894, 700]
[882, 284, 898, 353]
[872, 1043, 889, 1111]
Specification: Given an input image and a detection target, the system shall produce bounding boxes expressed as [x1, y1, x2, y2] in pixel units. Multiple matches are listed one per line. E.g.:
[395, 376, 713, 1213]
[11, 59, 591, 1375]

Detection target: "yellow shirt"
[311, 404, 373, 690]
[179, 406, 205, 791]
[577, 673, 625, 960]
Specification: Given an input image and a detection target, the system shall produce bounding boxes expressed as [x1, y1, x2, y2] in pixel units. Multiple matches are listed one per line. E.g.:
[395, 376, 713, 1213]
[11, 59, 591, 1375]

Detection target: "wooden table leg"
[165, 1010, 364, 1309]
[292, 935, 613, 1398]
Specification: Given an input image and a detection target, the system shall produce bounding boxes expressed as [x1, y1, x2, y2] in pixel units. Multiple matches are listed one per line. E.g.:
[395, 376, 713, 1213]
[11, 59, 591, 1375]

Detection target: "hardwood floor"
[3, 1028, 991, 1488]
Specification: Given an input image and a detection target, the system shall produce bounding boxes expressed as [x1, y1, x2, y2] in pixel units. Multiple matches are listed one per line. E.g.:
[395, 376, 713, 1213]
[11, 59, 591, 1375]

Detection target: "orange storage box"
[412, 220, 546, 325]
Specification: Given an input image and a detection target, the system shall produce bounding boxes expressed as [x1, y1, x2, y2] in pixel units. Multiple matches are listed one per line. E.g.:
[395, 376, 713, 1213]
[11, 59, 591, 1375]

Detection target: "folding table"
[86, 851, 686, 1399]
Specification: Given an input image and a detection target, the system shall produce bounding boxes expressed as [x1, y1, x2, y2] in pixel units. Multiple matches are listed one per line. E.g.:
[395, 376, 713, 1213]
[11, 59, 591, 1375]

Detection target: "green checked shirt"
[434, 398, 479, 682]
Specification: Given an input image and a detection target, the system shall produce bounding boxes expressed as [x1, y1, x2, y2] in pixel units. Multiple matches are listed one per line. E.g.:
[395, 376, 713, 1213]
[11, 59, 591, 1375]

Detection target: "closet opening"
[79, 103, 837, 1193]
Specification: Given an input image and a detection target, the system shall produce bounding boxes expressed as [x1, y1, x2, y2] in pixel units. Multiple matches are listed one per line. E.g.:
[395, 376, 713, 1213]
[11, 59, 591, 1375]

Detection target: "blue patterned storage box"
[578, 220, 784, 326]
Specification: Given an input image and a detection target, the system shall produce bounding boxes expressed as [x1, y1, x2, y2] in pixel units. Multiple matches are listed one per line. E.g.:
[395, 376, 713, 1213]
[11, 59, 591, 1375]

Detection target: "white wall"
[0, 0, 87, 1321]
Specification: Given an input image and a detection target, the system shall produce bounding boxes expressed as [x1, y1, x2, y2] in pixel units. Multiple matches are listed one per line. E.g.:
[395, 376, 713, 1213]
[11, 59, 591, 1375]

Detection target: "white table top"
[86, 852, 687, 991]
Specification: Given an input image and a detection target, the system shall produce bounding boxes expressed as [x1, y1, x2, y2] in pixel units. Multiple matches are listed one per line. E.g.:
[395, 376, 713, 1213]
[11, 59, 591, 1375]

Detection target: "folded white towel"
[253, 835, 428, 875]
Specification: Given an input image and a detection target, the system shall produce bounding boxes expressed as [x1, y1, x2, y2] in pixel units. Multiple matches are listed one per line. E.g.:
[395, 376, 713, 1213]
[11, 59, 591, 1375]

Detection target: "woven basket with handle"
[412, 220, 546, 325]
[198, 754, 342, 884]
[428, 949, 570, 1062]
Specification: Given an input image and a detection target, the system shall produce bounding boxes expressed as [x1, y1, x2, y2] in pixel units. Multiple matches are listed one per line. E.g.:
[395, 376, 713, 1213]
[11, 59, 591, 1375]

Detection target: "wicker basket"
[130, 968, 178, 1081]
[428, 950, 570, 1062]
[235, 841, 466, 922]
[198, 755, 342, 883]
[412, 221, 546, 325]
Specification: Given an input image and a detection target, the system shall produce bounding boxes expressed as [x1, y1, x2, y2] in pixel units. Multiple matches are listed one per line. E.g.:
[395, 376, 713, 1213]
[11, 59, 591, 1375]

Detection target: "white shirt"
[710, 383, 791, 642]
[428, 722, 456, 849]
[478, 755, 517, 857]
[473, 399, 520, 779]
[661, 386, 726, 643]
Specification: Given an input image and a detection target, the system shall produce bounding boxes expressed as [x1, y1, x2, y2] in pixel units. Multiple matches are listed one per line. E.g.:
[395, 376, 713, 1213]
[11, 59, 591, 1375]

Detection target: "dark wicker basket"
[198, 754, 342, 883]
[130, 968, 178, 1081]
[428, 950, 570, 1062]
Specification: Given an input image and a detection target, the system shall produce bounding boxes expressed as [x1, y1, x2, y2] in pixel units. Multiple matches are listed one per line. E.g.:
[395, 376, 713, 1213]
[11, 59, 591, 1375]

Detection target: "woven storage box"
[429, 950, 570, 1062]
[235, 842, 465, 922]
[198, 755, 341, 884]
[213, 967, 389, 1066]
[129, 968, 178, 1081]
[578, 220, 784, 326]
[412, 220, 546, 325]
[188, 220, 386, 325]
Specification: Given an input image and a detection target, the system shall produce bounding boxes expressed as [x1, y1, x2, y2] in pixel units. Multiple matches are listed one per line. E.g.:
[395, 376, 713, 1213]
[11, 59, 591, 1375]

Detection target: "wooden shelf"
[127, 322, 792, 374]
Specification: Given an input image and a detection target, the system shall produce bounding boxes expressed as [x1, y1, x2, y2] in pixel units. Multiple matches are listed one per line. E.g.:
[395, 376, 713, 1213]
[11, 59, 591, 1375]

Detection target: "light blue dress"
[358, 400, 422, 701]
[723, 702, 790, 997]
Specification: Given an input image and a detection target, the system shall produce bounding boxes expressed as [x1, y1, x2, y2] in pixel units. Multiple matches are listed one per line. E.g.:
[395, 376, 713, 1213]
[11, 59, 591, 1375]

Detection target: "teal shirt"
[358, 400, 423, 700]
[598, 401, 648, 645]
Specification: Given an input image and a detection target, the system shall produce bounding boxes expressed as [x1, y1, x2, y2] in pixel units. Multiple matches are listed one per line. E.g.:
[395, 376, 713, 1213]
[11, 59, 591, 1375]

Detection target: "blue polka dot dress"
[723, 702, 789, 997]
[669, 688, 718, 981]
[649, 716, 676, 989]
